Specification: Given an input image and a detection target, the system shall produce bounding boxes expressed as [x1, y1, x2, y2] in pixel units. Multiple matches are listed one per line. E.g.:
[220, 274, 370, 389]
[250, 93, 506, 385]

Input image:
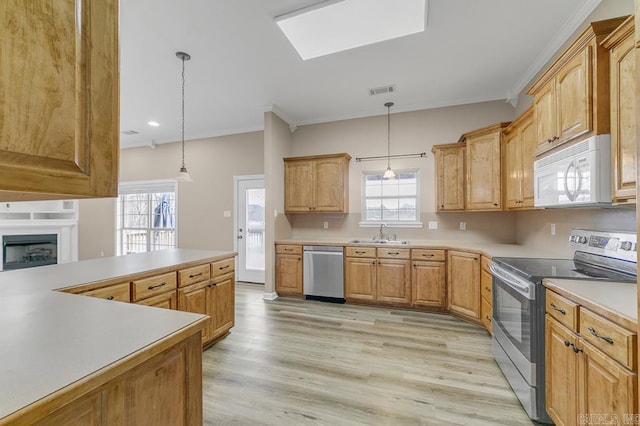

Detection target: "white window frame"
[359, 169, 423, 228]
[116, 180, 179, 256]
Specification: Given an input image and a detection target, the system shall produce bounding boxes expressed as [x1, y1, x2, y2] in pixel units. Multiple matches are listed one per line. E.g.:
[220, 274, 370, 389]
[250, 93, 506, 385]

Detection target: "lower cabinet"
[376, 248, 411, 304]
[480, 255, 493, 333]
[447, 250, 481, 321]
[344, 248, 377, 301]
[411, 249, 446, 309]
[32, 332, 203, 425]
[137, 289, 178, 310]
[545, 288, 638, 425]
[275, 244, 303, 296]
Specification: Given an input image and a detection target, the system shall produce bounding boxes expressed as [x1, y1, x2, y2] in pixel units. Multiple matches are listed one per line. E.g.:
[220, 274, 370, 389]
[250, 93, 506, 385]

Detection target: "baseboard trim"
[263, 292, 278, 301]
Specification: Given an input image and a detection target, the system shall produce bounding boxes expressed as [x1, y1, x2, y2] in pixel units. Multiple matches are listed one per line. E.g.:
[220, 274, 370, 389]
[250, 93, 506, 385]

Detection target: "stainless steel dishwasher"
[303, 245, 345, 302]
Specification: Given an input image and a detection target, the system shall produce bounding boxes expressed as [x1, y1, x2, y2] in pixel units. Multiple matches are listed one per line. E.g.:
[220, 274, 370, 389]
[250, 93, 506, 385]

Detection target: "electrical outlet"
[551, 224, 556, 235]
[323, 221, 329, 229]
[459, 221, 466, 231]
[223, 210, 231, 217]
[428, 221, 438, 230]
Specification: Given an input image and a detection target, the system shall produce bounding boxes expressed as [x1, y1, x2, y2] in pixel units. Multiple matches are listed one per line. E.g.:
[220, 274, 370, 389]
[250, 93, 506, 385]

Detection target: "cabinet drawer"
[211, 258, 235, 278]
[579, 308, 637, 370]
[481, 255, 492, 272]
[546, 290, 579, 332]
[131, 272, 177, 302]
[411, 249, 445, 262]
[345, 247, 376, 258]
[83, 282, 130, 302]
[178, 264, 211, 287]
[376, 248, 410, 260]
[276, 244, 302, 255]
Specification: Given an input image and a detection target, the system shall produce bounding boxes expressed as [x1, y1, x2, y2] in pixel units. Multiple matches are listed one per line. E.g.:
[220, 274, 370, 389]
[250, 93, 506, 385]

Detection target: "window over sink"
[360, 170, 422, 228]
[117, 180, 177, 255]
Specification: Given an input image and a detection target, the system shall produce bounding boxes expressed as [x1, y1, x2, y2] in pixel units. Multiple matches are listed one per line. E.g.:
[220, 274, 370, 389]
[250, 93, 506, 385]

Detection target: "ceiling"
[120, 0, 602, 149]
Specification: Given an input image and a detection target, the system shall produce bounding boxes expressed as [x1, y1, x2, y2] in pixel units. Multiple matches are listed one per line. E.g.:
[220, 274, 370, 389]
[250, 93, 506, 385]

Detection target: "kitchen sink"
[348, 239, 409, 245]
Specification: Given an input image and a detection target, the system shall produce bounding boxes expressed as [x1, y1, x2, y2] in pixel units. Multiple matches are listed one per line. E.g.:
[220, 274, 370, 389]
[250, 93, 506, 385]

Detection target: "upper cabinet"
[527, 17, 627, 156]
[431, 143, 465, 212]
[504, 107, 537, 210]
[602, 16, 636, 205]
[461, 123, 510, 211]
[0, 0, 120, 201]
[284, 153, 351, 213]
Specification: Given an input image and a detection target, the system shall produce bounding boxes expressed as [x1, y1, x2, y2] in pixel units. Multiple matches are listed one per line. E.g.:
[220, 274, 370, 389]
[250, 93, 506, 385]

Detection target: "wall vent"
[368, 85, 396, 96]
[121, 130, 140, 135]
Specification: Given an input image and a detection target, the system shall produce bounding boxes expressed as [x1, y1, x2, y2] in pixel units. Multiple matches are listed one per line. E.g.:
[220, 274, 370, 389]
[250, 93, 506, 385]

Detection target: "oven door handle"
[490, 263, 534, 299]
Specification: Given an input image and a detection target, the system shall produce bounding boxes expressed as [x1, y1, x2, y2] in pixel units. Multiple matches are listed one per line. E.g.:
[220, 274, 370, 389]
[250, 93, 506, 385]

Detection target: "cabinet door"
[178, 283, 209, 343]
[284, 160, 314, 212]
[534, 81, 557, 152]
[556, 47, 592, 143]
[610, 33, 636, 203]
[447, 251, 480, 319]
[545, 316, 579, 426]
[376, 259, 411, 304]
[275, 254, 303, 295]
[0, 0, 118, 200]
[519, 116, 537, 208]
[137, 290, 178, 311]
[314, 157, 346, 212]
[466, 133, 501, 210]
[411, 261, 446, 308]
[436, 146, 465, 211]
[579, 341, 638, 421]
[210, 274, 235, 339]
[344, 257, 376, 300]
[504, 131, 522, 209]
[34, 390, 104, 426]
[480, 296, 492, 334]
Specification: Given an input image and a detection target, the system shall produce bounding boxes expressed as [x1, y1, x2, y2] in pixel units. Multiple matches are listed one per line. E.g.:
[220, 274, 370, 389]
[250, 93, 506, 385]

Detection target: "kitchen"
[1, 0, 640, 424]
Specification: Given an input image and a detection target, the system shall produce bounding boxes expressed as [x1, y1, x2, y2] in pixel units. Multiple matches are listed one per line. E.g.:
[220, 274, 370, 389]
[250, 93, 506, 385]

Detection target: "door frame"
[233, 174, 265, 283]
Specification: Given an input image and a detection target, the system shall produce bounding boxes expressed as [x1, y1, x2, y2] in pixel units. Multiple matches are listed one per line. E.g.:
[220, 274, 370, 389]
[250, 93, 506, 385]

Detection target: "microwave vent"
[535, 138, 591, 169]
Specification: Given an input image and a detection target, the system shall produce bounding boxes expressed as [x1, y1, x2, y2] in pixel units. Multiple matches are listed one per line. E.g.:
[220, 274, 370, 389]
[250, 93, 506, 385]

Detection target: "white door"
[235, 176, 265, 283]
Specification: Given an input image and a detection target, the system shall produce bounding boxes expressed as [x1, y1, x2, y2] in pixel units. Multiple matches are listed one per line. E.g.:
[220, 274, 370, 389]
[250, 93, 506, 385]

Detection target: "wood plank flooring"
[202, 283, 535, 425]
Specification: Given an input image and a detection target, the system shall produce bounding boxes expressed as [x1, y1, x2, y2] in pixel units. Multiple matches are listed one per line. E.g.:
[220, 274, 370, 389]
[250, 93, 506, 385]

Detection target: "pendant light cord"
[387, 104, 391, 168]
[180, 55, 186, 169]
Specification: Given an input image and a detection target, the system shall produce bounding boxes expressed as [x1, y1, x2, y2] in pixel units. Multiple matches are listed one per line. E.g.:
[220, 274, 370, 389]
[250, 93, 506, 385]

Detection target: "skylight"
[275, 0, 427, 60]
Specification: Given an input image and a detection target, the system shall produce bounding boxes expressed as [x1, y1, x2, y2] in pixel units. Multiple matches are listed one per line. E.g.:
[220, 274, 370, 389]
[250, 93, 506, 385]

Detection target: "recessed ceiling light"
[148, 121, 160, 127]
[275, 0, 426, 60]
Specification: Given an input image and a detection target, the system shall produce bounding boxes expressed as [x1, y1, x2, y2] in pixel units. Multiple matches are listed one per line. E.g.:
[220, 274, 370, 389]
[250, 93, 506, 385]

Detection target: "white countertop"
[0, 249, 234, 420]
[276, 238, 567, 259]
[543, 278, 637, 328]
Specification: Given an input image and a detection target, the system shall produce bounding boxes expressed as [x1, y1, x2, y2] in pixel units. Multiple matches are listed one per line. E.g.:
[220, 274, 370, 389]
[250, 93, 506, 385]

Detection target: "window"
[117, 180, 177, 255]
[360, 170, 422, 227]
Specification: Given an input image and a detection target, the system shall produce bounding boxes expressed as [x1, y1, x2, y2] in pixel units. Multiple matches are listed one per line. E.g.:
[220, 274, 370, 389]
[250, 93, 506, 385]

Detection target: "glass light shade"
[176, 166, 193, 182]
[383, 166, 396, 179]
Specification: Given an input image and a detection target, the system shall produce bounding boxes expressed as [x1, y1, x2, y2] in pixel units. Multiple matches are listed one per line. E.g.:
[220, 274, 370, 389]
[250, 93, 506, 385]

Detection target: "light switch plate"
[323, 221, 329, 229]
[551, 224, 556, 235]
[428, 221, 438, 230]
[223, 210, 231, 217]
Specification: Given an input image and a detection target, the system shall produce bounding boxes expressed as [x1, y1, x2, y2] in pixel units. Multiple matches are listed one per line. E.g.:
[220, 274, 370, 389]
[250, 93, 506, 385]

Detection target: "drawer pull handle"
[422, 254, 434, 257]
[587, 326, 614, 344]
[284, 248, 293, 251]
[189, 272, 203, 278]
[572, 346, 583, 354]
[148, 282, 167, 290]
[564, 340, 571, 347]
[219, 265, 230, 270]
[485, 287, 491, 292]
[106, 296, 115, 300]
[550, 303, 566, 315]
[388, 252, 399, 256]
[355, 251, 366, 254]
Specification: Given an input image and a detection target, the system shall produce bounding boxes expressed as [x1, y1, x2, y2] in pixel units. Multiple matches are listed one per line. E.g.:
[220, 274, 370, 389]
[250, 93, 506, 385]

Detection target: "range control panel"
[569, 229, 637, 263]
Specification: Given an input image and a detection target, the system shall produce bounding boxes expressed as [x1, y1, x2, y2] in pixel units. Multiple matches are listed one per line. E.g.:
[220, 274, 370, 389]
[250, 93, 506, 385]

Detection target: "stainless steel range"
[490, 229, 637, 424]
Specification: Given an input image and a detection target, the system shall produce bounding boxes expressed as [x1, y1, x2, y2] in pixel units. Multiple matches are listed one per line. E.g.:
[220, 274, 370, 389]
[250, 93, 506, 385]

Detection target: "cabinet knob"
[493, 203, 498, 206]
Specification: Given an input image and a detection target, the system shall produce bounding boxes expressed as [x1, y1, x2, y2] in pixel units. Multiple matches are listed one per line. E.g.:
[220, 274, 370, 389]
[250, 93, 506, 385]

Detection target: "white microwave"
[533, 135, 611, 208]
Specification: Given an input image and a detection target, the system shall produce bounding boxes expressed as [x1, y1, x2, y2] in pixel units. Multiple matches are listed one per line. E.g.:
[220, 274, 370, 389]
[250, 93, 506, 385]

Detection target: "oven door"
[490, 264, 536, 366]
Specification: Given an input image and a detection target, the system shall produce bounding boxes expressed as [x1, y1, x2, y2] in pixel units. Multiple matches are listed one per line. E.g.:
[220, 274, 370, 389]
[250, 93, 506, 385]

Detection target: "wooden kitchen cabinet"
[480, 255, 493, 333]
[447, 250, 481, 321]
[376, 248, 411, 305]
[602, 17, 636, 204]
[461, 123, 509, 211]
[545, 289, 638, 425]
[431, 143, 465, 211]
[0, 0, 119, 201]
[528, 17, 626, 156]
[504, 107, 536, 210]
[284, 153, 351, 213]
[178, 281, 210, 343]
[344, 248, 377, 301]
[210, 272, 235, 340]
[411, 249, 446, 309]
[30, 331, 203, 426]
[136, 290, 178, 310]
[81, 282, 130, 302]
[275, 244, 303, 296]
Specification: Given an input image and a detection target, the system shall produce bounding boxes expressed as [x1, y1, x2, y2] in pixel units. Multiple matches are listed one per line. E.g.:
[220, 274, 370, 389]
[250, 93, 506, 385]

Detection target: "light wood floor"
[202, 283, 535, 425]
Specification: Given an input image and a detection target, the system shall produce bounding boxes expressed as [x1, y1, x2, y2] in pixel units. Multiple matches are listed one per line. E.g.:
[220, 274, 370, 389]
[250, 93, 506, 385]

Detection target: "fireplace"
[3, 234, 58, 270]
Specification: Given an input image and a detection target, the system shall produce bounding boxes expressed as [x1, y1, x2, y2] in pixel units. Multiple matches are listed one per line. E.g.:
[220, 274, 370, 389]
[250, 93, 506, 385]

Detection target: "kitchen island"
[0, 248, 235, 425]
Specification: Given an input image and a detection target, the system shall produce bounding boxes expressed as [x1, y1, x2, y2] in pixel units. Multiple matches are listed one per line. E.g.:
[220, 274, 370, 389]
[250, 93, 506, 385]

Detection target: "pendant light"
[383, 102, 396, 179]
[176, 51, 193, 182]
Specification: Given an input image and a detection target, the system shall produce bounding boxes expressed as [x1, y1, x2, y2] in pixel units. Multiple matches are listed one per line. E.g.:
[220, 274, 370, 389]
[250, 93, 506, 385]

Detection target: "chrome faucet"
[378, 223, 388, 240]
